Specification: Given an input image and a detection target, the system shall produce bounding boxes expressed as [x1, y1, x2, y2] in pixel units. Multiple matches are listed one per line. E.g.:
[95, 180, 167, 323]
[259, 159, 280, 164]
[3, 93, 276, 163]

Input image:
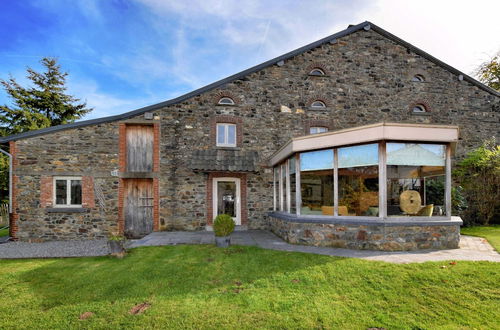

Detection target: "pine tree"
[0, 57, 92, 135]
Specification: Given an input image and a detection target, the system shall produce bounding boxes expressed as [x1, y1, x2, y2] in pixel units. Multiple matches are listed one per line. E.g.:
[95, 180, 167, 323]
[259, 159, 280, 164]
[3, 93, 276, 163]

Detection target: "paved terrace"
[1, 230, 499, 263]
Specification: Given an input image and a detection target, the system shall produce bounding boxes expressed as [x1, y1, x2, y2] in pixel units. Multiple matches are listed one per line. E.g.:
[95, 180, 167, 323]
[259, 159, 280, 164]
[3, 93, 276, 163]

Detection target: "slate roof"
[190, 149, 259, 172]
[1, 21, 498, 144]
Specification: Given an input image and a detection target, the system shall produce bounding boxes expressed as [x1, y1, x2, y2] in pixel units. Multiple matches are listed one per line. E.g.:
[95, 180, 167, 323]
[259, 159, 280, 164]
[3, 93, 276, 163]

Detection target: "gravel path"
[0, 239, 109, 259]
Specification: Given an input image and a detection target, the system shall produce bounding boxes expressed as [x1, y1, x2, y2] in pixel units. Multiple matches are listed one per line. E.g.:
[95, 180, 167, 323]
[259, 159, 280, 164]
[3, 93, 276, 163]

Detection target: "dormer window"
[412, 104, 427, 113]
[218, 97, 235, 105]
[309, 68, 326, 76]
[310, 127, 328, 134]
[412, 74, 425, 82]
[310, 100, 327, 109]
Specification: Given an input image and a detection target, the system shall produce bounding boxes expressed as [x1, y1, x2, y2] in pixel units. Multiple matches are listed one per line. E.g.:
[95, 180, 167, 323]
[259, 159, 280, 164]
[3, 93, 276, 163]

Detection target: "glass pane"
[217, 124, 225, 145]
[289, 157, 296, 214]
[55, 180, 67, 205]
[273, 167, 279, 211]
[301, 149, 333, 171]
[227, 125, 236, 145]
[338, 143, 378, 168]
[281, 163, 287, 212]
[387, 143, 446, 217]
[217, 181, 236, 217]
[339, 166, 379, 216]
[387, 143, 445, 166]
[71, 180, 82, 205]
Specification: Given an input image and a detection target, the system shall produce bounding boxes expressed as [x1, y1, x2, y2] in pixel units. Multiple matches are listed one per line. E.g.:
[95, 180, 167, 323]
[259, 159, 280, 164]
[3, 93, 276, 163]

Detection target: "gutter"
[0, 147, 12, 214]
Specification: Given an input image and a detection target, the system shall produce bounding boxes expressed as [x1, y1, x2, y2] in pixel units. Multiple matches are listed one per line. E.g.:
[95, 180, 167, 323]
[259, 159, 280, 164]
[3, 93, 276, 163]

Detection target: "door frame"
[212, 177, 241, 225]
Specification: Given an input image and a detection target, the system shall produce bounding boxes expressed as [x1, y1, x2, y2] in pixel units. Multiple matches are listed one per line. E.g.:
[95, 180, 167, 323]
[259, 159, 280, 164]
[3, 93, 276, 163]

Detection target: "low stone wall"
[268, 213, 462, 251]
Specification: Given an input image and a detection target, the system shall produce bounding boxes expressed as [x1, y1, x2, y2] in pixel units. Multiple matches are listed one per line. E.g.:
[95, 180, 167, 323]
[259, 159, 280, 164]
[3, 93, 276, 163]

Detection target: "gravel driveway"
[0, 239, 110, 259]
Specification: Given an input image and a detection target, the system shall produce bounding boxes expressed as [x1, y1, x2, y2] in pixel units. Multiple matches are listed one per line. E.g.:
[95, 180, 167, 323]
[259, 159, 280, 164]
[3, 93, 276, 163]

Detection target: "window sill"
[307, 74, 330, 78]
[411, 112, 431, 116]
[308, 107, 329, 111]
[216, 146, 240, 150]
[45, 208, 89, 213]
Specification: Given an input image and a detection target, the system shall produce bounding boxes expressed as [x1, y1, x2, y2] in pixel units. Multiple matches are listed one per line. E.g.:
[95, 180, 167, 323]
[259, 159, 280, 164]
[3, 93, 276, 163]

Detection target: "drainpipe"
[0, 147, 12, 214]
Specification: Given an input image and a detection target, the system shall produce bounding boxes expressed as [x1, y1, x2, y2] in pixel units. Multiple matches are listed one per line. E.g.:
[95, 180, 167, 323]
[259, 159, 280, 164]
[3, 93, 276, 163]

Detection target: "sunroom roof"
[269, 122, 459, 166]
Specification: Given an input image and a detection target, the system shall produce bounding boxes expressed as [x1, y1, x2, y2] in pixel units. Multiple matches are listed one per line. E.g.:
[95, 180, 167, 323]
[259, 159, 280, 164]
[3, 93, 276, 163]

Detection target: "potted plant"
[107, 233, 126, 255]
[213, 214, 235, 248]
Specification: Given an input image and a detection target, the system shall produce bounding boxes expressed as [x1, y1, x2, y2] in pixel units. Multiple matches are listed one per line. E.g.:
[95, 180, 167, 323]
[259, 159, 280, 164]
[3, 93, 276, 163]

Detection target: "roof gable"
[1, 21, 498, 143]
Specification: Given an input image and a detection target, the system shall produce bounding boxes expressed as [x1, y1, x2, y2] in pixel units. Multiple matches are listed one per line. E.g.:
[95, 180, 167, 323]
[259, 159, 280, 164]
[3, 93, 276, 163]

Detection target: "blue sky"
[1, 0, 499, 120]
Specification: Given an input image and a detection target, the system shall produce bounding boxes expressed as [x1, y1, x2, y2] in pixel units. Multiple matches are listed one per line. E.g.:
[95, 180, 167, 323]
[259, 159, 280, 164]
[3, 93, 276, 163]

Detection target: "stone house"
[1, 21, 498, 250]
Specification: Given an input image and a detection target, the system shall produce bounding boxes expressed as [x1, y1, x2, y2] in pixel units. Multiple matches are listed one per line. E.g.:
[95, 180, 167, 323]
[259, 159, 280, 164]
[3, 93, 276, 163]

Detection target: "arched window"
[218, 97, 235, 105]
[310, 100, 327, 109]
[309, 68, 326, 76]
[412, 74, 425, 82]
[310, 126, 328, 134]
[412, 104, 427, 113]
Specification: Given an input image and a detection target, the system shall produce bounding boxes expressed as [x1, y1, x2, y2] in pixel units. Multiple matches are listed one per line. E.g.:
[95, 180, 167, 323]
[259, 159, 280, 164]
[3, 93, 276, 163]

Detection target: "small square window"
[310, 127, 328, 134]
[54, 177, 82, 207]
[216, 123, 237, 147]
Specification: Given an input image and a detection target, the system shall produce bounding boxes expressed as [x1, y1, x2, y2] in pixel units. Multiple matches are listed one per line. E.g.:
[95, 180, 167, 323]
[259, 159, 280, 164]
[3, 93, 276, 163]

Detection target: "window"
[54, 177, 82, 207]
[300, 150, 334, 215]
[412, 74, 425, 82]
[310, 100, 326, 109]
[218, 97, 235, 105]
[216, 123, 237, 147]
[309, 68, 325, 76]
[412, 104, 427, 113]
[310, 126, 328, 134]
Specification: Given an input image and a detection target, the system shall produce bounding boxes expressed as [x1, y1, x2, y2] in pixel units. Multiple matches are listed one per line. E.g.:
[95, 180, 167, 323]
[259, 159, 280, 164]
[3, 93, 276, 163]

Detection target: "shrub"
[454, 139, 500, 225]
[213, 214, 235, 237]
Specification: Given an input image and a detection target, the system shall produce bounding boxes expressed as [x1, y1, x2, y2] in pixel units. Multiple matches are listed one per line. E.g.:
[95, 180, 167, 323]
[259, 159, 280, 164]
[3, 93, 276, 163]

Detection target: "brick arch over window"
[213, 91, 241, 105]
[307, 96, 329, 108]
[210, 115, 243, 147]
[304, 119, 333, 135]
[306, 62, 330, 76]
[409, 100, 432, 113]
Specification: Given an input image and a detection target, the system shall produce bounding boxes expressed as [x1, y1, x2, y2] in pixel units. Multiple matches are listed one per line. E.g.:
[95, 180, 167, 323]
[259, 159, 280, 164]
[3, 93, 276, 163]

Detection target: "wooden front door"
[126, 125, 153, 172]
[124, 179, 153, 238]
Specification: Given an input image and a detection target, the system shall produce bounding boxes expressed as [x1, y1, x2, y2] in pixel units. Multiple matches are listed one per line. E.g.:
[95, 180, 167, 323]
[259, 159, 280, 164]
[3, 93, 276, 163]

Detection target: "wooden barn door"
[126, 125, 153, 172]
[124, 179, 153, 238]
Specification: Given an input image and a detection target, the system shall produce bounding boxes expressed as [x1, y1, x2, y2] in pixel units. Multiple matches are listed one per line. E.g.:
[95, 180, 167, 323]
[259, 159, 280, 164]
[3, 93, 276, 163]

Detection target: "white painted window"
[309, 68, 325, 76]
[53, 177, 82, 207]
[216, 123, 237, 147]
[412, 74, 425, 82]
[310, 100, 326, 109]
[310, 126, 328, 134]
[412, 104, 426, 113]
[218, 97, 235, 105]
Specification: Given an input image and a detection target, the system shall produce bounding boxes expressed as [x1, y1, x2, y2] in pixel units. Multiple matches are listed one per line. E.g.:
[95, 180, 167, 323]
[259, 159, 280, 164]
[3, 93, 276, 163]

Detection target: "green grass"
[461, 225, 500, 251]
[0, 227, 8, 237]
[0, 245, 499, 329]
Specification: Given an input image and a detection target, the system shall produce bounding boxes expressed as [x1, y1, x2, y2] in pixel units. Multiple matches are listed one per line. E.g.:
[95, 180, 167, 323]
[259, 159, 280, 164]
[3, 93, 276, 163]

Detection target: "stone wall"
[10, 27, 499, 240]
[268, 214, 461, 251]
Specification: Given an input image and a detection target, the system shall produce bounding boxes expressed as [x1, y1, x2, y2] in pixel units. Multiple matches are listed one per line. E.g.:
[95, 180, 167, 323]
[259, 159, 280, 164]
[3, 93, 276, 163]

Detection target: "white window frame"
[216, 123, 237, 147]
[53, 176, 83, 208]
[310, 126, 329, 134]
[412, 105, 426, 113]
[309, 68, 325, 76]
[310, 100, 326, 109]
[218, 97, 235, 105]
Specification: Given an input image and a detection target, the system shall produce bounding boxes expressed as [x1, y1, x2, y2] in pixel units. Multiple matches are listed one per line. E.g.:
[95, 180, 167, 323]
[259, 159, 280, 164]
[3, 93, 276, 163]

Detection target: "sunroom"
[268, 123, 462, 251]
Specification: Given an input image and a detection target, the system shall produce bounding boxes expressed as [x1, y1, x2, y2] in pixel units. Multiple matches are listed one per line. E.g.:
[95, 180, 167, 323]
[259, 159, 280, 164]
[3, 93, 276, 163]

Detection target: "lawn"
[0, 227, 8, 237]
[0, 245, 499, 329]
[461, 225, 500, 251]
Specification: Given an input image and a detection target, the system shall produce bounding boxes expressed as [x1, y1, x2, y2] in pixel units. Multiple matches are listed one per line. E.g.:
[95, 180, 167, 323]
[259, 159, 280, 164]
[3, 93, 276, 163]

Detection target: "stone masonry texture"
[9, 28, 499, 241]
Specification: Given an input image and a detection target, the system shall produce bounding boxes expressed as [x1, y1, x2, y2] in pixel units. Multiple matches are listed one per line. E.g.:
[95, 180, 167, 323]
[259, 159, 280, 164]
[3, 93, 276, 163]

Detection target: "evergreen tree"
[0, 57, 92, 134]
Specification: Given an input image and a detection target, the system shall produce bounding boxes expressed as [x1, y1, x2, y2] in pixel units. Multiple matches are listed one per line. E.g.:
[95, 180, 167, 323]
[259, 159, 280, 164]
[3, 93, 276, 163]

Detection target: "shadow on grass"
[20, 244, 338, 309]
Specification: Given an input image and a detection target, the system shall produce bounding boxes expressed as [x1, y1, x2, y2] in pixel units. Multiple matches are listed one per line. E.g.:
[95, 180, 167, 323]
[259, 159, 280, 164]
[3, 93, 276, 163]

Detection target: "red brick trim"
[117, 178, 124, 235]
[210, 116, 243, 147]
[307, 96, 329, 108]
[153, 177, 159, 231]
[206, 172, 248, 226]
[119, 123, 126, 172]
[153, 123, 160, 172]
[409, 100, 432, 113]
[82, 176, 95, 208]
[306, 62, 330, 75]
[304, 119, 333, 135]
[9, 141, 18, 239]
[40, 176, 53, 208]
[213, 90, 240, 105]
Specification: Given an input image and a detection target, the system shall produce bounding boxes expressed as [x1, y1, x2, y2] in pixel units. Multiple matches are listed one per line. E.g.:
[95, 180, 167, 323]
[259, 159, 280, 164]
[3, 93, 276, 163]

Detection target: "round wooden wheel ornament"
[400, 190, 421, 215]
